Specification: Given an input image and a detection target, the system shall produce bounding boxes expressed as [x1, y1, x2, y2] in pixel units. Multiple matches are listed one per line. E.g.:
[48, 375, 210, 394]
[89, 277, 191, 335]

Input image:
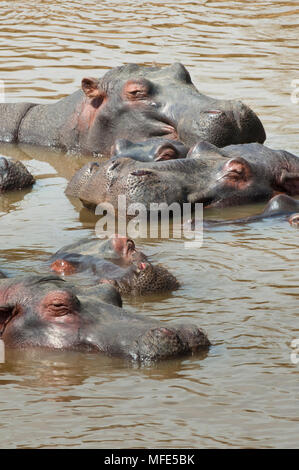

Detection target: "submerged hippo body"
[199, 194, 299, 228]
[0, 156, 34, 192]
[49, 235, 180, 296]
[0, 63, 265, 155]
[66, 142, 299, 210]
[0, 275, 210, 361]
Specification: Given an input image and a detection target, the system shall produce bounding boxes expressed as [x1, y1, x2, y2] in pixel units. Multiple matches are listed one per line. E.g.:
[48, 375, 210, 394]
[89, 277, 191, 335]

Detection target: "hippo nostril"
[130, 170, 153, 177]
[203, 109, 223, 115]
[134, 261, 150, 275]
[89, 162, 100, 174]
[108, 161, 121, 172]
[137, 262, 147, 271]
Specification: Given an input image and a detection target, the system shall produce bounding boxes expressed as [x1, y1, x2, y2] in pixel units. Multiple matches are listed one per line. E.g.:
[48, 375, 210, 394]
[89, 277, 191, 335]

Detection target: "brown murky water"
[0, 0, 298, 449]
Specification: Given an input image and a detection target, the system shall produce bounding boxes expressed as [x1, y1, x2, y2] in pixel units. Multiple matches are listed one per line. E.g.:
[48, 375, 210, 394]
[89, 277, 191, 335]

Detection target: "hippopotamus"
[0, 156, 34, 192]
[49, 235, 179, 296]
[195, 194, 299, 228]
[110, 138, 189, 162]
[66, 142, 299, 210]
[0, 63, 265, 155]
[288, 213, 299, 227]
[0, 274, 210, 361]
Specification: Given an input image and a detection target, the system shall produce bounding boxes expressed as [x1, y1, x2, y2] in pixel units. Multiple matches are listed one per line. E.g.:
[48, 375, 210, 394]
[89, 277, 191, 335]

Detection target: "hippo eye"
[123, 79, 152, 101]
[42, 291, 80, 320]
[128, 88, 147, 100]
[49, 302, 71, 316]
[225, 168, 244, 180]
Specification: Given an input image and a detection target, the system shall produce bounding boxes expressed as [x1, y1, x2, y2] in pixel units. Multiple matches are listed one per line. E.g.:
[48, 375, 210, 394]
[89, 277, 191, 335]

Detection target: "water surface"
[0, 0, 298, 449]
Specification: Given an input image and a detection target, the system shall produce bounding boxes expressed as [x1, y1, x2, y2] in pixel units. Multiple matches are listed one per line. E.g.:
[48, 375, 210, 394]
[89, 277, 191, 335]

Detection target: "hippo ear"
[156, 143, 179, 161]
[167, 63, 192, 84]
[289, 213, 299, 227]
[0, 304, 17, 330]
[277, 170, 299, 196]
[81, 77, 102, 99]
[218, 158, 252, 190]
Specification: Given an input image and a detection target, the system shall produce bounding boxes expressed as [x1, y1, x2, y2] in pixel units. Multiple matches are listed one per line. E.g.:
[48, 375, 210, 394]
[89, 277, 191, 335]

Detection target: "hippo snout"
[0, 157, 35, 193]
[176, 100, 265, 149]
[130, 324, 210, 362]
[232, 100, 266, 144]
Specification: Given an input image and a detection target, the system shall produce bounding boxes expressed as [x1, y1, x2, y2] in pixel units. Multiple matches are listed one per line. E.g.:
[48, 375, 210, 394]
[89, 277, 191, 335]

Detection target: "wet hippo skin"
[66, 142, 299, 210]
[49, 235, 180, 297]
[0, 156, 35, 193]
[0, 63, 265, 155]
[0, 274, 210, 362]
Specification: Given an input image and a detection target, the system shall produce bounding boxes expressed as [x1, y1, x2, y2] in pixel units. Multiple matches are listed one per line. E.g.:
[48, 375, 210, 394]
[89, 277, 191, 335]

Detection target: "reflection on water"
[0, 0, 298, 449]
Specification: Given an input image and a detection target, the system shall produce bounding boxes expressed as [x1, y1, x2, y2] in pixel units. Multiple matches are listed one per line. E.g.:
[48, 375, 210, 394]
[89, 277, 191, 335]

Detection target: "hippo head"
[50, 235, 180, 297]
[184, 142, 299, 207]
[98, 260, 180, 297]
[89, 235, 180, 296]
[0, 157, 35, 193]
[67, 141, 299, 210]
[0, 275, 209, 361]
[69, 63, 266, 156]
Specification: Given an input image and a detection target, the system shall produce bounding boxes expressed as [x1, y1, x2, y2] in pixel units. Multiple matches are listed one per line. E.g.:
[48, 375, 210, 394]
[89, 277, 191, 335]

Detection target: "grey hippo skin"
[49, 235, 180, 296]
[110, 138, 189, 162]
[0, 63, 265, 155]
[0, 156, 34, 192]
[0, 274, 210, 362]
[66, 141, 299, 210]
